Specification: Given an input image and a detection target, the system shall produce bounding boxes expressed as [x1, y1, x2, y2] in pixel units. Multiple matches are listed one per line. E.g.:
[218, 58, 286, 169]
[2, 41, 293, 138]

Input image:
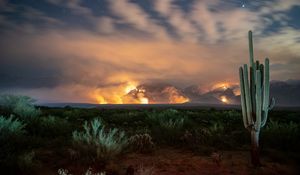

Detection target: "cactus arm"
[239, 67, 249, 129]
[250, 65, 256, 117]
[248, 31, 254, 67]
[243, 64, 253, 126]
[256, 61, 260, 70]
[262, 58, 270, 110]
[262, 97, 275, 127]
[259, 64, 264, 87]
[261, 58, 270, 127]
[248, 31, 256, 116]
[269, 97, 275, 110]
[255, 70, 262, 131]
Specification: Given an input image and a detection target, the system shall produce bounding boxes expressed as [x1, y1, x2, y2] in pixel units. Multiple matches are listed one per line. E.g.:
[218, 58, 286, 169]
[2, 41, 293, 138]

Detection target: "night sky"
[0, 0, 300, 104]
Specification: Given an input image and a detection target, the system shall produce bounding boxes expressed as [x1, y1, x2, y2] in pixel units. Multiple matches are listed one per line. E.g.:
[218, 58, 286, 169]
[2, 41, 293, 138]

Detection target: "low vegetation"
[0, 95, 299, 174]
[0, 94, 41, 118]
[128, 133, 155, 153]
[0, 115, 27, 170]
[72, 118, 128, 162]
[58, 168, 106, 175]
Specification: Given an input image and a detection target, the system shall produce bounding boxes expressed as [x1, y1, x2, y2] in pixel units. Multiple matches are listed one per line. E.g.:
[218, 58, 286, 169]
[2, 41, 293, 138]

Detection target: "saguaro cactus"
[239, 31, 275, 166]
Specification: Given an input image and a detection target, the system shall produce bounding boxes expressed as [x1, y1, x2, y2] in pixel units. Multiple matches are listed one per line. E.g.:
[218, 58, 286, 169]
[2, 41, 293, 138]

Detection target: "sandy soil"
[40, 148, 298, 175]
[118, 149, 298, 175]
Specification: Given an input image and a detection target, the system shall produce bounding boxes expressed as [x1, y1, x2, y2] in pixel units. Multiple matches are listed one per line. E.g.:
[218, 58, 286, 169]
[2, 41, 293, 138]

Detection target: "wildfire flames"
[220, 96, 228, 103]
[140, 97, 149, 104]
[162, 86, 189, 103]
[92, 81, 150, 104]
[212, 82, 230, 91]
[91, 80, 238, 104]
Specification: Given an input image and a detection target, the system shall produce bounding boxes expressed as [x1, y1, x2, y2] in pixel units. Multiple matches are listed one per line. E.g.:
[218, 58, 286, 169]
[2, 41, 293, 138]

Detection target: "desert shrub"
[159, 118, 185, 130]
[230, 130, 248, 146]
[0, 94, 41, 118]
[136, 165, 155, 175]
[0, 94, 28, 109]
[72, 118, 128, 162]
[17, 151, 40, 172]
[146, 109, 180, 123]
[26, 115, 72, 138]
[146, 109, 185, 129]
[129, 133, 155, 153]
[13, 101, 41, 118]
[193, 128, 211, 144]
[107, 111, 142, 123]
[0, 115, 27, 170]
[191, 122, 234, 149]
[262, 120, 299, 150]
[0, 115, 26, 135]
[58, 168, 106, 175]
[206, 122, 235, 148]
[84, 168, 105, 175]
[146, 109, 186, 144]
[222, 110, 242, 128]
[207, 123, 225, 136]
[58, 169, 71, 175]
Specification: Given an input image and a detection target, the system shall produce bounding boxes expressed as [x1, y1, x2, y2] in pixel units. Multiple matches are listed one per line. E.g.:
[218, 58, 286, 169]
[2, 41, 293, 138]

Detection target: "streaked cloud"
[0, 0, 299, 104]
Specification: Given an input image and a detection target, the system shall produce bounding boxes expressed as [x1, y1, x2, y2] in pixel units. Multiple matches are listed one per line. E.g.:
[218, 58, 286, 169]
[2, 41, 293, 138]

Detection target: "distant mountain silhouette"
[270, 80, 300, 106]
[40, 80, 300, 107]
[136, 79, 300, 106]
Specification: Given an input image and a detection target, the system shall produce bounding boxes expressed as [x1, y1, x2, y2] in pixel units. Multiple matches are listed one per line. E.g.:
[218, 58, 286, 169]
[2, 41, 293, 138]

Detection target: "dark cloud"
[0, 52, 63, 88]
[0, 0, 299, 104]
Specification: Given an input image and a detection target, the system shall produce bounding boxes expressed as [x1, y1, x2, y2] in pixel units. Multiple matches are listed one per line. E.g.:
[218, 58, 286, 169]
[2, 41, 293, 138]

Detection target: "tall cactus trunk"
[251, 130, 261, 166]
[239, 31, 275, 167]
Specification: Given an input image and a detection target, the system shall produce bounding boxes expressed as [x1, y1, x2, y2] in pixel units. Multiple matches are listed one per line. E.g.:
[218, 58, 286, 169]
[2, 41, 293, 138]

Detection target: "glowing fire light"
[137, 88, 149, 104]
[220, 96, 228, 103]
[140, 97, 149, 104]
[125, 83, 137, 93]
[212, 82, 230, 91]
[222, 84, 228, 90]
[92, 81, 189, 104]
[96, 95, 107, 104]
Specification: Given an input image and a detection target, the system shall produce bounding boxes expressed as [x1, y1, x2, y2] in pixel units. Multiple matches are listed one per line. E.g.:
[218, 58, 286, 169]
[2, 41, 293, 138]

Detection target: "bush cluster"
[0, 95, 299, 174]
[128, 133, 155, 153]
[72, 118, 128, 162]
[0, 94, 41, 118]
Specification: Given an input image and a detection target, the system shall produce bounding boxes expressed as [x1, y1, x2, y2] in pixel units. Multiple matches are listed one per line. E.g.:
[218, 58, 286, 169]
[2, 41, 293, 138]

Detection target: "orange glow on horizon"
[90, 80, 191, 104]
[124, 82, 138, 94]
[220, 96, 228, 103]
[140, 97, 149, 104]
[90, 80, 152, 104]
[96, 96, 108, 104]
[212, 82, 230, 90]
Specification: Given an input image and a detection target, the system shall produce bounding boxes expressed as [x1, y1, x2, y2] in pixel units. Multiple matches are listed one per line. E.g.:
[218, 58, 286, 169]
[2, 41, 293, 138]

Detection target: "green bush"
[26, 115, 72, 138]
[58, 168, 106, 175]
[72, 118, 128, 162]
[262, 120, 299, 150]
[0, 115, 27, 170]
[0, 94, 41, 118]
[146, 109, 185, 127]
[206, 123, 229, 146]
[146, 109, 186, 144]
[128, 133, 155, 153]
[0, 115, 26, 138]
[17, 151, 40, 172]
[159, 118, 185, 130]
